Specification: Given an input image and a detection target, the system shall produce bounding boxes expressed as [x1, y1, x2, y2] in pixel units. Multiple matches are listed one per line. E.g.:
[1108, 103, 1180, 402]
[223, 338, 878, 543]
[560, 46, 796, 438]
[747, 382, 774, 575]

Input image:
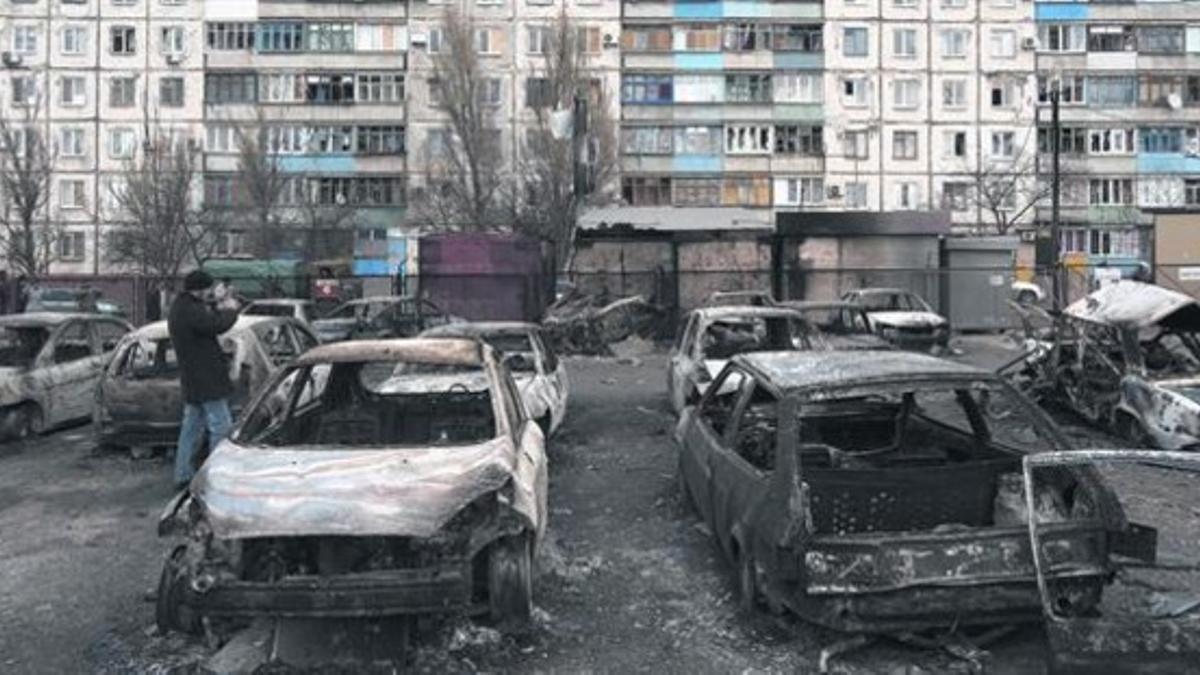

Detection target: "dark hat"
[183, 270, 214, 292]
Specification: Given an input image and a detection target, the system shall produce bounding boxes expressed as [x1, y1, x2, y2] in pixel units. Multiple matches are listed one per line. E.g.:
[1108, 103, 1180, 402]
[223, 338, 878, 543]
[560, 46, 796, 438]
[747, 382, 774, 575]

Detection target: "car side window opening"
[293, 325, 319, 353]
[0, 327, 49, 368]
[699, 368, 742, 436]
[701, 317, 810, 360]
[120, 339, 178, 379]
[535, 330, 559, 373]
[54, 322, 94, 364]
[729, 381, 779, 473]
[94, 321, 129, 353]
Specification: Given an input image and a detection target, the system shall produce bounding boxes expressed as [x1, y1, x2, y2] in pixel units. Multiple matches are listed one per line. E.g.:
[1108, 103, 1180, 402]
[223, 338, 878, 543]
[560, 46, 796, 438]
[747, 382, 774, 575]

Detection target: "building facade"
[3, 0, 1200, 274]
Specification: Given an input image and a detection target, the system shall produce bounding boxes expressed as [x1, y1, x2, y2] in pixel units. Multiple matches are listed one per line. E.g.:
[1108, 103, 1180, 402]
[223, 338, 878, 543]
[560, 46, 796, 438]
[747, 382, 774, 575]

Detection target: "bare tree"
[417, 7, 508, 231]
[516, 11, 619, 267]
[233, 118, 297, 258]
[963, 137, 1051, 236]
[0, 92, 59, 278]
[105, 126, 211, 279]
[296, 185, 358, 261]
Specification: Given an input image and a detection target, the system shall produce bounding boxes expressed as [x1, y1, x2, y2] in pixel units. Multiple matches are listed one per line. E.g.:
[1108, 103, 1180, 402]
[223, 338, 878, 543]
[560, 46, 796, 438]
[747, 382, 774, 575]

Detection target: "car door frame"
[708, 373, 775, 561]
[37, 319, 99, 424]
[680, 362, 750, 530]
[669, 313, 701, 412]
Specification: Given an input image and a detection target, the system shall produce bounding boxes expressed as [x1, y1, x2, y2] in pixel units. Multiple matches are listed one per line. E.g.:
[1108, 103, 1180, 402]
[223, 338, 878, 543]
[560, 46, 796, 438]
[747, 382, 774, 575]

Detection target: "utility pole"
[1050, 87, 1062, 311]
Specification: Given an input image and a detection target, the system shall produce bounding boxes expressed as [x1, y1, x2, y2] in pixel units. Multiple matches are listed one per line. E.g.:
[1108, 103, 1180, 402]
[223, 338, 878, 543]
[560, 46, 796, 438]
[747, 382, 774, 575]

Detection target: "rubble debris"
[542, 294, 666, 356]
[448, 623, 503, 652]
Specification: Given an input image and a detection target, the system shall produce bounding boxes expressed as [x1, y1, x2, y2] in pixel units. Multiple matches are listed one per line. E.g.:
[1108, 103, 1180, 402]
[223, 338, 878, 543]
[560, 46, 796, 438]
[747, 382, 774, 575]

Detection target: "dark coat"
[168, 293, 239, 404]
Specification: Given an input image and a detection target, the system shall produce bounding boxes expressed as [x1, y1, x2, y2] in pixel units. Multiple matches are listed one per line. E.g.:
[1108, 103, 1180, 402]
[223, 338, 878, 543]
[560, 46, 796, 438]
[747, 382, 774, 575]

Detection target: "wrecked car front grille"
[241, 536, 460, 582]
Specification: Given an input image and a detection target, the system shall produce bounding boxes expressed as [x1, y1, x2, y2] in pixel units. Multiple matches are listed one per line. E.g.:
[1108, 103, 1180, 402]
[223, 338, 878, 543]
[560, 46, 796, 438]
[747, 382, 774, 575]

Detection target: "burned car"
[842, 288, 949, 352]
[422, 322, 569, 437]
[668, 306, 818, 414]
[702, 290, 777, 308]
[1010, 281, 1200, 450]
[0, 313, 132, 439]
[676, 351, 1136, 635]
[779, 301, 893, 351]
[95, 316, 318, 452]
[155, 338, 548, 633]
[312, 296, 462, 343]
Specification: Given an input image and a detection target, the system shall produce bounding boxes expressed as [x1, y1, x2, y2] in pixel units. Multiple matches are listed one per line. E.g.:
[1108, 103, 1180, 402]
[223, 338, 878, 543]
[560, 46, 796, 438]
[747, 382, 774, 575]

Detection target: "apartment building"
[1033, 1, 1200, 265]
[3, 0, 205, 274]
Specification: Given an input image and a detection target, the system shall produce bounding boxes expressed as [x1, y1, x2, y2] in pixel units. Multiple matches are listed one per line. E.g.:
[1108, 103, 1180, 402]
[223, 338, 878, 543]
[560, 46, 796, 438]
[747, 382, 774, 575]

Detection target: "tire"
[16, 404, 43, 440]
[488, 534, 533, 625]
[1017, 290, 1038, 305]
[736, 548, 759, 613]
[155, 545, 200, 635]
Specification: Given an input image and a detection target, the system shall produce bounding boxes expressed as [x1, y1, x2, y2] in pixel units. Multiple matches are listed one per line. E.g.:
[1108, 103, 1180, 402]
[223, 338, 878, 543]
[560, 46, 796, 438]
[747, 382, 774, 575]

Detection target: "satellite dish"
[1167, 93, 1183, 110]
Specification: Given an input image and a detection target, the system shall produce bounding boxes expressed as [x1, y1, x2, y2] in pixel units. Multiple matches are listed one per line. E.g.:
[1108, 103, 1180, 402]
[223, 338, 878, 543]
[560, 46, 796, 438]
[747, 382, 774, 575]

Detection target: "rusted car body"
[668, 306, 818, 414]
[154, 338, 548, 632]
[312, 296, 462, 343]
[841, 288, 949, 352]
[778, 301, 893, 351]
[676, 351, 1132, 634]
[1026, 450, 1198, 673]
[0, 313, 132, 439]
[422, 322, 569, 436]
[94, 316, 318, 450]
[1009, 281, 1200, 450]
[703, 290, 777, 308]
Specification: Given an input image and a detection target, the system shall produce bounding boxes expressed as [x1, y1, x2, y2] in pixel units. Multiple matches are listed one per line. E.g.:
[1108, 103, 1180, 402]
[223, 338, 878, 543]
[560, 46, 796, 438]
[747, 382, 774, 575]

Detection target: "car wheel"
[155, 545, 200, 635]
[737, 548, 759, 613]
[488, 533, 533, 625]
[1017, 290, 1038, 305]
[17, 404, 43, 439]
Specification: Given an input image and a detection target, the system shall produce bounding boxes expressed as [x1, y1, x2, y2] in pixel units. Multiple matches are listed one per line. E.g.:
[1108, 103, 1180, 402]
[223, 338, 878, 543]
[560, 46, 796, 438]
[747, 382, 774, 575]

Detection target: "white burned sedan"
[155, 338, 548, 632]
[423, 322, 568, 436]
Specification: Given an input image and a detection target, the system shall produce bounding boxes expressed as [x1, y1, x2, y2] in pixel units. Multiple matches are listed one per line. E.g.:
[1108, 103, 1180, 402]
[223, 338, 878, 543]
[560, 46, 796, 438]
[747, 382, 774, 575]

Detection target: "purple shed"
[417, 233, 552, 322]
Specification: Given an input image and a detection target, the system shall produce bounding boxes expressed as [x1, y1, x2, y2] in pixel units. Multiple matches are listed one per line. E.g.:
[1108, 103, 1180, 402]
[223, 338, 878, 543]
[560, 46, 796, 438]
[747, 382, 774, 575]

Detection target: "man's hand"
[217, 297, 241, 313]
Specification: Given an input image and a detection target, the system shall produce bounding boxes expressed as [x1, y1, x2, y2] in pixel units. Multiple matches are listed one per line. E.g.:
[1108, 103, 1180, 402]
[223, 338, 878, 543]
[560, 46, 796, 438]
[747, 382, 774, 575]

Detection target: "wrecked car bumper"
[182, 565, 475, 619]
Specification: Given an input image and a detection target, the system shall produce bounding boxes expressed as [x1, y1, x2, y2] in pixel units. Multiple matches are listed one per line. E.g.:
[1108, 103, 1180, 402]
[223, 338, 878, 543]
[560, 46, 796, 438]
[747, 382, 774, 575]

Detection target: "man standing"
[168, 270, 240, 488]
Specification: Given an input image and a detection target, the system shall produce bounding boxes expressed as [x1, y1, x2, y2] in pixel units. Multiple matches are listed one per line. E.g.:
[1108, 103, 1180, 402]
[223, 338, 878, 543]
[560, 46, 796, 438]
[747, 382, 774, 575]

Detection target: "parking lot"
[0, 335, 1193, 673]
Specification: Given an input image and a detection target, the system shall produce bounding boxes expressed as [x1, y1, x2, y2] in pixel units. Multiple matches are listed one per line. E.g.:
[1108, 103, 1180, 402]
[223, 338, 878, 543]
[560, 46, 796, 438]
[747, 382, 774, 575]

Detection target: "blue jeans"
[174, 399, 232, 485]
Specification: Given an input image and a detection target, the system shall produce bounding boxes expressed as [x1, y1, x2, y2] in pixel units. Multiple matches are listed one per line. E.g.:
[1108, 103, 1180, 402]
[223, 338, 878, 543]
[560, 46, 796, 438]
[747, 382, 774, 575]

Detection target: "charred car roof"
[690, 306, 808, 321]
[295, 337, 487, 366]
[0, 312, 94, 327]
[1066, 280, 1200, 331]
[125, 315, 293, 342]
[734, 350, 982, 393]
[423, 321, 538, 337]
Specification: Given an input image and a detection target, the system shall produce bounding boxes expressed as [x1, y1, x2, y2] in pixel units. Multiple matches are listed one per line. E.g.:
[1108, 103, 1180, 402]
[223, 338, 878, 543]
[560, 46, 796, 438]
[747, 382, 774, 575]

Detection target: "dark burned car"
[676, 351, 1139, 634]
[312, 296, 462, 343]
[94, 316, 318, 451]
[155, 338, 548, 633]
[779, 301, 892, 351]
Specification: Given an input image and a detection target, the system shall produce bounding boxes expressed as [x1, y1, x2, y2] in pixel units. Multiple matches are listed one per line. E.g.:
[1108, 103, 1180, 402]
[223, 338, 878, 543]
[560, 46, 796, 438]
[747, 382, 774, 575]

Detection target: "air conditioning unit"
[1166, 93, 1183, 110]
[827, 185, 842, 199]
[602, 33, 617, 49]
[2, 51, 22, 67]
[410, 32, 428, 45]
[165, 54, 182, 65]
[1021, 37, 1038, 51]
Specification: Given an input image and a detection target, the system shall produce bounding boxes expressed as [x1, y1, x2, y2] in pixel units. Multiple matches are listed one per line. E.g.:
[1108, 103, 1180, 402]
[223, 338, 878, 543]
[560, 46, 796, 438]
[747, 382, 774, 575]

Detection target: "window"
[525, 78, 554, 108]
[207, 22, 255, 51]
[726, 74, 772, 103]
[258, 23, 304, 53]
[721, 176, 771, 207]
[311, 176, 405, 207]
[205, 175, 240, 208]
[1039, 24, 1085, 52]
[577, 26, 602, 54]
[775, 72, 822, 103]
[843, 130, 869, 159]
[725, 124, 772, 154]
[621, 176, 671, 206]
[781, 177, 824, 206]
[1140, 128, 1182, 154]
[307, 23, 354, 52]
[674, 126, 722, 154]
[989, 30, 1016, 58]
[940, 29, 968, 58]
[1140, 76, 1184, 107]
[1186, 179, 1200, 206]
[991, 131, 1015, 158]
[110, 26, 136, 55]
[59, 179, 86, 210]
[774, 25, 823, 53]
[1087, 76, 1137, 107]
[622, 126, 672, 155]
[723, 24, 769, 52]
[676, 25, 721, 52]
[893, 131, 918, 160]
[845, 182, 868, 208]
[774, 125, 823, 156]
[356, 73, 404, 104]
[159, 77, 184, 107]
[1089, 128, 1136, 155]
[896, 182, 919, 209]
[473, 28, 502, 55]
[266, 126, 307, 155]
[258, 74, 303, 103]
[58, 232, 86, 262]
[1089, 178, 1134, 206]
[894, 0, 917, 7]
[12, 25, 39, 55]
[843, 27, 868, 57]
[109, 77, 136, 108]
[893, 29, 917, 59]
[214, 230, 247, 255]
[621, 74, 672, 104]
[673, 178, 721, 206]
[475, 78, 502, 106]
[622, 26, 671, 53]
[1140, 26, 1184, 54]
[205, 73, 257, 104]
[11, 76, 38, 107]
[308, 126, 354, 154]
[160, 26, 185, 55]
[427, 27, 444, 54]
[942, 79, 966, 109]
[843, 78, 870, 107]
[1038, 127, 1087, 155]
[942, 183, 971, 211]
[355, 24, 404, 53]
[991, 81, 1014, 108]
[1089, 26, 1136, 53]
[894, 78, 920, 109]
[305, 74, 355, 103]
[1039, 75, 1086, 105]
[942, 0, 966, 7]
[62, 26, 87, 56]
[945, 130, 967, 158]
[59, 128, 84, 157]
[108, 128, 135, 159]
[60, 77, 86, 107]
[527, 25, 550, 54]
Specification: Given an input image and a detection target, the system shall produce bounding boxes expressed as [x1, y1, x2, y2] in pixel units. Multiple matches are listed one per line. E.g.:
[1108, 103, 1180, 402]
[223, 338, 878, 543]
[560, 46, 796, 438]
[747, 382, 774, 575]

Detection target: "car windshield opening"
[0, 327, 49, 368]
[859, 293, 926, 312]
[701, 316, 812, 360]
[119, 338, 178, 379]
[484, 334, 537, 372]
[239, 361, 497, 448]
[246, 305, 296, 318]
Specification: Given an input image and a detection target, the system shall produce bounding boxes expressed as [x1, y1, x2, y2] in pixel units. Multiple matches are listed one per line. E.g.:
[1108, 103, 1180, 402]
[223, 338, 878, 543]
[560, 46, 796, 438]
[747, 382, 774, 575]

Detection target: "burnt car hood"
[191, 437, 539, 540]
[1151, 378, 1200, 405]
[818, 334, 893, 350]
[867, 311, 947, 329]
[1066, 281, 1200, 331]
[313, 318, 357, 336]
